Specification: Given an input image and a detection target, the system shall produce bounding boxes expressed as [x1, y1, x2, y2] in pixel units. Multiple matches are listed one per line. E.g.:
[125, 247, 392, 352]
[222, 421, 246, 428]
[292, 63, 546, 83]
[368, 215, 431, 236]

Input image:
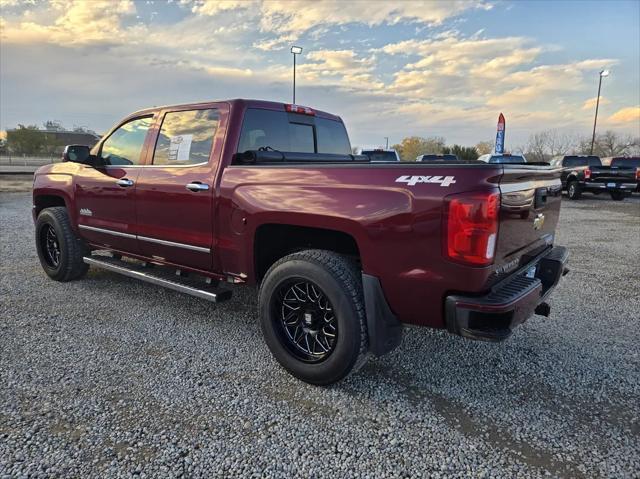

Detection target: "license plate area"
[607, 182, 617, 188]
[525, 265, 537, 279]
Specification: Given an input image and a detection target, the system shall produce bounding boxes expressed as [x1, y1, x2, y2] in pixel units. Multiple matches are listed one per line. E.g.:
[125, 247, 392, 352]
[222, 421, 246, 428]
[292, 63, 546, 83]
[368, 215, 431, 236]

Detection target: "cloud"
[228, 0, 490, 49]
[608, 106, 640, 124]
[581, 96, 610, 110]
[2, 0, 136, 46]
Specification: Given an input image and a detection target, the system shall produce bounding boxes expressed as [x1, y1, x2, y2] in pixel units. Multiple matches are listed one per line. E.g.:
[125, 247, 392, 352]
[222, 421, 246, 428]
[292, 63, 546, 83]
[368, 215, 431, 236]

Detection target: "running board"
[83, 256, 232, 303]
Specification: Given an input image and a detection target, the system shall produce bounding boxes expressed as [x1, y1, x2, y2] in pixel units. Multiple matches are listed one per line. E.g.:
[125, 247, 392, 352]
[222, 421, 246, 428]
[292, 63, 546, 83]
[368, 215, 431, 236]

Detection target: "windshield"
[361, 150, 398, 162]
[238, 108, 351, 155]
[611, 157, 640, 168]
[490, 155, 526, 164]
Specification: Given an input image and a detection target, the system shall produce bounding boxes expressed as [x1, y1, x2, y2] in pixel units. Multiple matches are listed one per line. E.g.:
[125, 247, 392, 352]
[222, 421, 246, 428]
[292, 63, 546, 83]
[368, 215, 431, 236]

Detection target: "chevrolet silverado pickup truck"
[32, 99, 569, 385]
[551, 155, 637, 200]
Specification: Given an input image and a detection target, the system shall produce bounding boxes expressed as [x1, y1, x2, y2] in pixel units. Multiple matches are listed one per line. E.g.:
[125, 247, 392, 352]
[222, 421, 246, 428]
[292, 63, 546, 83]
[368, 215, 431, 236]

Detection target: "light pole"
[384, 137, 389, 149]
[291, 46, 303, 104]
[590, 69, 610, 155]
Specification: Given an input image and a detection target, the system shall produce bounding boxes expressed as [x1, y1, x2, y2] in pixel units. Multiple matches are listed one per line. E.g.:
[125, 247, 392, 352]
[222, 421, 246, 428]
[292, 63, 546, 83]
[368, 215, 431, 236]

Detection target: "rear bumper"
[583, 182, 637, 192]
[445, 246, 569, 341]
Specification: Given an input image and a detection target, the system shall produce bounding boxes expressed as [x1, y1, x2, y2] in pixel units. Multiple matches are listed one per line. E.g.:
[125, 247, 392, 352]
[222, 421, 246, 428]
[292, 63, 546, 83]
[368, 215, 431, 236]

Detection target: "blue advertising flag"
[495, 113, 506, 154]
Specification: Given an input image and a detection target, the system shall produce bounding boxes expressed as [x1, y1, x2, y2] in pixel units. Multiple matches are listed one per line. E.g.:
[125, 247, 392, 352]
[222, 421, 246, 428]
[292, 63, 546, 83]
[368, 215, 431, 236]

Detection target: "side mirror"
[62, 144, 92, 164]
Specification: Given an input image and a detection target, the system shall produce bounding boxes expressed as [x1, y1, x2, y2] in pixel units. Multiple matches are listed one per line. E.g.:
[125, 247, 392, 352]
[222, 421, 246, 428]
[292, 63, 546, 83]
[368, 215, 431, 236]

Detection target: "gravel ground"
[1, 192, 639, 478]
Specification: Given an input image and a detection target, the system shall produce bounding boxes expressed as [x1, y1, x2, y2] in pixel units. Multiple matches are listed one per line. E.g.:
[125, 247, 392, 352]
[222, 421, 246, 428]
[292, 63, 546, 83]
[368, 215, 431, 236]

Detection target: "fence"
[0, 155, 62, 166]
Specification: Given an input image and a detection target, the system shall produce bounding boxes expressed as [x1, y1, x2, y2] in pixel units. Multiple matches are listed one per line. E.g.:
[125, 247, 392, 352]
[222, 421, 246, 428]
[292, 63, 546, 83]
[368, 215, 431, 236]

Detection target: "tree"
[525, 130, 577, 162]
[575, 131, 640, 157]
[6, 125, 46, 155]
[393, 136, 446, 161]
[475, 141, 494, 155]
[443, 145, 478, 161]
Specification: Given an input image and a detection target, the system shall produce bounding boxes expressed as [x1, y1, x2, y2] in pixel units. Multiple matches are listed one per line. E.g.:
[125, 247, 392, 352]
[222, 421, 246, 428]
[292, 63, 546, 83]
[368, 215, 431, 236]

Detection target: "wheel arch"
[253, 223, 362, 284]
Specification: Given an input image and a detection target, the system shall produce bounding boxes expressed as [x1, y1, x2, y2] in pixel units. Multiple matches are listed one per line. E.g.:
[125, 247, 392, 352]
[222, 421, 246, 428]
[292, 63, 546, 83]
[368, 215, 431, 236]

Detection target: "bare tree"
[526, 130, 577, 162]
[474, 141, 494, 155]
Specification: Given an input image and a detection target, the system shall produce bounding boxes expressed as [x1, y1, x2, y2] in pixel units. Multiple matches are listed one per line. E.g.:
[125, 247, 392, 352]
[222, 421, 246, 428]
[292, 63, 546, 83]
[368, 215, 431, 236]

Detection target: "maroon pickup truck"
[32, 99, 569, 385]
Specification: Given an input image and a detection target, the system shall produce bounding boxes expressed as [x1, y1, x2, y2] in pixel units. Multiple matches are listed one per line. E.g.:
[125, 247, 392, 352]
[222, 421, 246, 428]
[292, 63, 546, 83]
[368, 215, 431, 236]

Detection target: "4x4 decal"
[395, 175, 457, 187]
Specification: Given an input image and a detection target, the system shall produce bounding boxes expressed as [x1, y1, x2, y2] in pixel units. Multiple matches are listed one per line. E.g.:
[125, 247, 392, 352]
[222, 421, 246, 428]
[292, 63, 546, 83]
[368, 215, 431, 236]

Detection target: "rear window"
[361, 150, 398, 162]
[420, 154, 458, 162]
[611, 157, 640, 168]
[490, 155, 526, 164]
[563, 156, 602, 167]
[237, 108, 351, 155]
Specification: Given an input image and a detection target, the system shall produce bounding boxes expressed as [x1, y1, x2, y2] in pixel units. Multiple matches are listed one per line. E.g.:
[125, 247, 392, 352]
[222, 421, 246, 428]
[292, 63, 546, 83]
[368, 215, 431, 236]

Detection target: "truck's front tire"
[567, 181, 582, 200]
[35, 207, 89, 282]
[258, 250, 368, 385]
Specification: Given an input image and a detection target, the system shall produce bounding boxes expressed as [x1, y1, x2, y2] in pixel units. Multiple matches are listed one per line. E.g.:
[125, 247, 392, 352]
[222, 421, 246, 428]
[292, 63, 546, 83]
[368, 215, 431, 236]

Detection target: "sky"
[1, 0, 639, 149]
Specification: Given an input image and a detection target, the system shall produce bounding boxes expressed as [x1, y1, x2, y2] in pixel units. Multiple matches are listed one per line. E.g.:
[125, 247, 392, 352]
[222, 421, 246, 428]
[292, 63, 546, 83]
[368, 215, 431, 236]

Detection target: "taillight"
[444, 191, 499, 266]
[285, 104, 315, 115]
[584, 168, 591, 180]
[635, 167, 640, 180]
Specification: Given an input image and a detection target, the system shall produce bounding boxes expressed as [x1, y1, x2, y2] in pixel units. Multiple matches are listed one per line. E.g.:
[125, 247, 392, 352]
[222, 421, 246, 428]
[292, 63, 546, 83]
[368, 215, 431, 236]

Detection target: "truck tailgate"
[494, 166, 562, 282]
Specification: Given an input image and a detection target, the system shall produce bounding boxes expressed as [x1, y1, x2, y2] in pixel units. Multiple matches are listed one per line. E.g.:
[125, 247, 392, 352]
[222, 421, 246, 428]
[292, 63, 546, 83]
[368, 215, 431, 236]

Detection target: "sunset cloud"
[0, 0, 637, 147]
[608, 106, 640, 124]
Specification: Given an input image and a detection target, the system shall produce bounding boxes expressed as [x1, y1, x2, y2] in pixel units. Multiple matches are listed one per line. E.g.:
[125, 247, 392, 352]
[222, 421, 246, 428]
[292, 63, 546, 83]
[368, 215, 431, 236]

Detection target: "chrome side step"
[83, 256, 232, 303]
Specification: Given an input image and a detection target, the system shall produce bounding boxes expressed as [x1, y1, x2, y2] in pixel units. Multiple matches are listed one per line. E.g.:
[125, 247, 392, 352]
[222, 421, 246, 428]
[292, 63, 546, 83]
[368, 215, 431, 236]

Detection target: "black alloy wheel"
[41, 224, 61, 268]
[274, 279, 338, 362]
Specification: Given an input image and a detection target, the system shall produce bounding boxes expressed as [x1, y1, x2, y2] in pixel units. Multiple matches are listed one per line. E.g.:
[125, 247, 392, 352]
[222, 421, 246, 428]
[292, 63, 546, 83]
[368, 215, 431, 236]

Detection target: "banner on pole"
[495, 113, 505, 154]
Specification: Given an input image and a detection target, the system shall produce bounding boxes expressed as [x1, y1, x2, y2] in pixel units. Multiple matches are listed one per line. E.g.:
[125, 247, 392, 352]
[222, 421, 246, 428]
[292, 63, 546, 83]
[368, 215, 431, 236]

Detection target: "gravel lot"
[1, 192, 639, 478]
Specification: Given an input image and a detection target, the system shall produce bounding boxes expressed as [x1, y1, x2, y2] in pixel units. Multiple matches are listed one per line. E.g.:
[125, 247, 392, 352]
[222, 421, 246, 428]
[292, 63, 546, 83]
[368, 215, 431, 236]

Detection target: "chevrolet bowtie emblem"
[533, 213, 545, 230]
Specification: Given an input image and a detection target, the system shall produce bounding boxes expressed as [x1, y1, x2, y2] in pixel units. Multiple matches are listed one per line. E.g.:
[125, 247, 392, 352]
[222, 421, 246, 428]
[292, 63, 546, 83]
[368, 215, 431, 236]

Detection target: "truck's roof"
[129, 99, 342, 122]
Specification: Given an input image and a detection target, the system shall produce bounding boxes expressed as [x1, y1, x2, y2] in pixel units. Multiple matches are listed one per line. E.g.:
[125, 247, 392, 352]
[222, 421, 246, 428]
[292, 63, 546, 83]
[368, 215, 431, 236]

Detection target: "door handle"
[186, 182, 210, 192]
[116, 178, 134, 187]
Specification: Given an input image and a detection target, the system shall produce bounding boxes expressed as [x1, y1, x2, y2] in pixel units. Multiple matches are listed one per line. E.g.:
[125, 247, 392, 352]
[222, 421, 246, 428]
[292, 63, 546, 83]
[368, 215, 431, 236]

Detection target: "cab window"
[153, 109, 220, 166]
[100, 116, 153, 166]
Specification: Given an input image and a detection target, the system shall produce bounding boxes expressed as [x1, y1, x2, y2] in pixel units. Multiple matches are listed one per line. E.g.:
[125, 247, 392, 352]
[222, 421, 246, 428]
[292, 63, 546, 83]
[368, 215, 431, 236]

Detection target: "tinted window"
[100, 117, 152, 165]
[419, 154, 458, 162]
[611, 157, 640, 168]
[238, 109, 351, 155]
[153, 109, 219, 166]
[563, 156, 601, 167]
[288, 123, 315, 153]
[362, 150, 398, 162]
[490, 155, 525, 164]
[316, 118, 351, 154]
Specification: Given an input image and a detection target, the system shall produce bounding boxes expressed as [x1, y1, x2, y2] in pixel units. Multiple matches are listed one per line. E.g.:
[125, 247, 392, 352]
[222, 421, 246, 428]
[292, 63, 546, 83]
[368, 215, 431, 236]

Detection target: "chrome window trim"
[78, 225, 210, 253]
[79, 224, 136, 239]
[99, 162, 209, 169]
[137, 235, 210, 253]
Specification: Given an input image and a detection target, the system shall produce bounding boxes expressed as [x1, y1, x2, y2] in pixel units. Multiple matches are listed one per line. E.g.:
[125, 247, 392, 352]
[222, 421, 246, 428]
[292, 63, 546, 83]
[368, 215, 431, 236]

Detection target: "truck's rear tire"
[258, 250, 368, 385]
[610, 191, 625, 201]
[567, 181, 582, 200]
[35, 207, 89, 282]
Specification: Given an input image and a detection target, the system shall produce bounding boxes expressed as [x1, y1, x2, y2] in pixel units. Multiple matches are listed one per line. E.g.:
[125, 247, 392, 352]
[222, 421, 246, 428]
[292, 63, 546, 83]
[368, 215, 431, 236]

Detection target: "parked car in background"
[477, 153, 527, 164]
[354, 147, 400, 162]
[32, 99, 568, 385]
[416, 154, 459, 162]
[610, 157, 640, 192]
[551, 155, 637, 201]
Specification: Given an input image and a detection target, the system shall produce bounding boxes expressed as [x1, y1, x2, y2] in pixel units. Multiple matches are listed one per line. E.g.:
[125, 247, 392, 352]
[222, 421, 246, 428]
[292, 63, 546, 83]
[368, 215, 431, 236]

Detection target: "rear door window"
[153, 109, 219, 166]
[237, 109, 350, 155]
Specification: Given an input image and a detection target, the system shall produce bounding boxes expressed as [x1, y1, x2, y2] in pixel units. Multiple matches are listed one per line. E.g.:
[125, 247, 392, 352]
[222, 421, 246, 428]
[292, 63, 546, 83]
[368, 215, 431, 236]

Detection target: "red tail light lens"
[584, 168, 591, 180]
[444, 191, 499, 266]
[635, 167, 640, 180]
[285, 104, 315, 115]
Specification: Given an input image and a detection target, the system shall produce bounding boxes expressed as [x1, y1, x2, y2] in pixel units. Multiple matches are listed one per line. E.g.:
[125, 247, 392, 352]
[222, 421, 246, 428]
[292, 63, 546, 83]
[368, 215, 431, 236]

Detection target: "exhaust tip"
[535, 302, 551, 317]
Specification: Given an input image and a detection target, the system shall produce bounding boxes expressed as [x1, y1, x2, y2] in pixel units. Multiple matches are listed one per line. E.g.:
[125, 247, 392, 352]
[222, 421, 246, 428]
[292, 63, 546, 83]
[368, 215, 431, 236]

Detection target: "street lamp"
[384, 137, 389, 149]
[291, 46, 303, 104]
[590, 69, 610, 155]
